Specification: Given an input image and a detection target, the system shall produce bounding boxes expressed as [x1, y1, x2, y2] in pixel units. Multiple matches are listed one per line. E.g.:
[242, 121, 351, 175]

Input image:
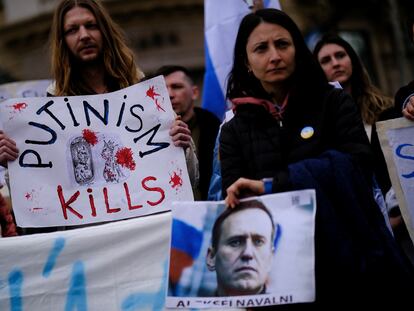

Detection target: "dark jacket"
[220, 87, 372, 194]
[220, 87, 414, 307]
[289, 151, 414, 306]
[193, 107, 220, 200]
[394, 80, 414, 114]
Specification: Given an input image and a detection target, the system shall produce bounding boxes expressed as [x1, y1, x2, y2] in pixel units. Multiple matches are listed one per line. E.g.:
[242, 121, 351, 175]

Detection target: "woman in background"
[313, 35, 414, 262]
[313, 34, 394, 196]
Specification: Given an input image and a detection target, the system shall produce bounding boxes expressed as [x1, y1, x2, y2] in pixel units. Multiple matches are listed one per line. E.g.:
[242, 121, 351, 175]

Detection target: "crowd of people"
[1, 0, 414, 307]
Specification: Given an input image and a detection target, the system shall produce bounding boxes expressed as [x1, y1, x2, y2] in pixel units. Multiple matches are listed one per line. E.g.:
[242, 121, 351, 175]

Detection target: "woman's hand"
[169, 116, 192, 149]
[225, 177, 265, 208]
[403, 96, 414, 121]
[0, 131, 18, 167]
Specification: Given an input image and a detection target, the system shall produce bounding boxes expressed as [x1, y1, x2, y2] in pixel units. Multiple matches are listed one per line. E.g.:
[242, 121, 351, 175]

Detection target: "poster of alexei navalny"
[166, 190, 316, 309]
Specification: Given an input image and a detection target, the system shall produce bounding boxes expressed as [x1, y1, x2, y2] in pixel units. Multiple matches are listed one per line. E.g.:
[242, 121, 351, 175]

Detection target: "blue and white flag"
[202, 0, 281, 120]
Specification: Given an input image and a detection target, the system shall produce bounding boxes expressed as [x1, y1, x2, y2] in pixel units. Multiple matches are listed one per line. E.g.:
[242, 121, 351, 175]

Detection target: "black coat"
[219, 87, 414, 308]
[220, 87, 372, 194]
[193, 107, 220, 200]
[394, 80, 414, 114]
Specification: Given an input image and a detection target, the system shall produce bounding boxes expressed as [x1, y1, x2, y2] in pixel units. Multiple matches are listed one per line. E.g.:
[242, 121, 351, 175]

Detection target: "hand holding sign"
[0, 130, 18, 167]
[0, 76, 193, 228]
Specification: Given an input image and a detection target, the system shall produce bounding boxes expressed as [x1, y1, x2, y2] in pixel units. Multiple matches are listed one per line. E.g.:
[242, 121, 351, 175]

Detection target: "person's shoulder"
[194, 107, 220, 124]
[322, 86, 352, 105]
[394, 80, 414, 110]
[395, 80, 414, 98]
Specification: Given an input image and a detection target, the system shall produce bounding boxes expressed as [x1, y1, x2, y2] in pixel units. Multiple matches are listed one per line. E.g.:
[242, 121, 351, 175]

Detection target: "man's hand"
[225, 177, 265, 208]
[169, 116, 192, 149]
[0, 131, 18, 167]
[403, 96, 414, 121]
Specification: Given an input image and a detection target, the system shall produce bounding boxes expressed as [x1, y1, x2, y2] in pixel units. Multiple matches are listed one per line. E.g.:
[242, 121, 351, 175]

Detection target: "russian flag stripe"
[171, 219, 203, 259]
[202, 0, 281, 120]
[201, 42, 226, 120]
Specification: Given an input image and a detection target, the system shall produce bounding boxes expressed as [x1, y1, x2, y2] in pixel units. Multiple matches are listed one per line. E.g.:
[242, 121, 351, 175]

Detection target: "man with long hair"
[47, 0, 196, 171]
[48, 0, 142, 96]
[0, 0, 198, 232]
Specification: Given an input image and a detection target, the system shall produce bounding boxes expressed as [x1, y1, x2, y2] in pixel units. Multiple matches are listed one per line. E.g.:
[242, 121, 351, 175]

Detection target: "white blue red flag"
[202, 0, 281, 120]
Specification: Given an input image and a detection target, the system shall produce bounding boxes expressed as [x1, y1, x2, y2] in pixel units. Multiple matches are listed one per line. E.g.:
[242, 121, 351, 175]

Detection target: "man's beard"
[72, 53, 103, 66]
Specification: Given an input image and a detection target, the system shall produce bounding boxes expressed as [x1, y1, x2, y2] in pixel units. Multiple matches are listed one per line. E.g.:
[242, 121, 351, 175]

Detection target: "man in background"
[155, 65, 220, 200]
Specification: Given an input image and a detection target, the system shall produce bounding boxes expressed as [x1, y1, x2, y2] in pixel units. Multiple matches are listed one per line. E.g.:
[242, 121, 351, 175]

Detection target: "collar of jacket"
[231, 96, 288, 120]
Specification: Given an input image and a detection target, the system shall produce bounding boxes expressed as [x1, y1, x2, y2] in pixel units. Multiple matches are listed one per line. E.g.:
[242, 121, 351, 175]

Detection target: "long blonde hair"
[50, 0, 144, 95]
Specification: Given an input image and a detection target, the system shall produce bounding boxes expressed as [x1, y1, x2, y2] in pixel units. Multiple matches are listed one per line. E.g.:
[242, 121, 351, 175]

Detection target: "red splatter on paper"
[169, 170, 183, 189]
[146, 85, 160, 100]
[155, 98, 166, 112]
[82, 129, 98, 146]
[146, 85, 165, 112]
[25, 192, 32, 200]
[116, 147, 136, 170]
[12, 103, 27, 111]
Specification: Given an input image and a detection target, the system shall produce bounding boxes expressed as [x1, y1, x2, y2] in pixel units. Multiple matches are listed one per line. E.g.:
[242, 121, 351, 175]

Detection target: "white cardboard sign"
[0, 76, 193, 227]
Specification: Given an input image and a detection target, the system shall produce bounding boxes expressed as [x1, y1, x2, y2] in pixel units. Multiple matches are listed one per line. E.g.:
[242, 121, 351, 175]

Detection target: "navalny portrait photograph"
[166, 190, 316, 309]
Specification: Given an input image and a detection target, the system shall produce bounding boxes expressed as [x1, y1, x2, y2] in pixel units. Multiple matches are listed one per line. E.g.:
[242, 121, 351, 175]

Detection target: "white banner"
[0, 213, 171, 311]
[0, 76, 193, 227]
[0, 79, 51, 102]
[167, 190, 316, 309]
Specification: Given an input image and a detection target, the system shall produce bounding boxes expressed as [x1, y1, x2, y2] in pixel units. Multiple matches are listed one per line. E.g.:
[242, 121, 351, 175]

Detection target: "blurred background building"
[0, 0, 413, 99]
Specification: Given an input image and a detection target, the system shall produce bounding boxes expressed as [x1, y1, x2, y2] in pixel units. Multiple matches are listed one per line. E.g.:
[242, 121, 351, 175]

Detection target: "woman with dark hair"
[313, 34, 394, 208]
[220, 8, 414, 307]
[313, 34, 414, 258]
[221, 8, 371, 199]
[313, 34, 393, 130]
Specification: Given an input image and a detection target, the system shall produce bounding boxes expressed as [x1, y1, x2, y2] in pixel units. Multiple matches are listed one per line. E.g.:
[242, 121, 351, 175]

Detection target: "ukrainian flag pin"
[301, 126, 314, 139]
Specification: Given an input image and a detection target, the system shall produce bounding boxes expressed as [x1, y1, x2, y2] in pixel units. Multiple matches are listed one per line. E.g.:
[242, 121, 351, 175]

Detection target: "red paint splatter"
[146, 85, 160, 100]
[116, 147, 136, 170]
[169, 170, 183, 189]
[82, 129, 98, 146]
[25, 192, 32, 200]
[155, 98, 165, 112]
[146, 86, 165, 112]
[12, 103, 27, 111]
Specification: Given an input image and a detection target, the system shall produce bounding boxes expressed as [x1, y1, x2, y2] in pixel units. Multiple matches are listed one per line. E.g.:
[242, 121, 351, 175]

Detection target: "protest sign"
[377, 117, 414, 242]
[0, 213, 171, 311]
[0, 79, 51, 102]
[0, 76, 193, 227]
[167, 190, 316, 309]
[0, 79, 52, 187]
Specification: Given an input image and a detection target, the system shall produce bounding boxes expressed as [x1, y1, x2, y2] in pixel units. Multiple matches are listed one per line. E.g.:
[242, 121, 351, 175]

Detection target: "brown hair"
[50, 0, 143, 95]
[314, 34, 392, 125]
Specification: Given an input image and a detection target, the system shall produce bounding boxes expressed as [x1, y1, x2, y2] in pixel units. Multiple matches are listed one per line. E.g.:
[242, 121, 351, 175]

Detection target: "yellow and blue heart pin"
[300, 126, 314, 139]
